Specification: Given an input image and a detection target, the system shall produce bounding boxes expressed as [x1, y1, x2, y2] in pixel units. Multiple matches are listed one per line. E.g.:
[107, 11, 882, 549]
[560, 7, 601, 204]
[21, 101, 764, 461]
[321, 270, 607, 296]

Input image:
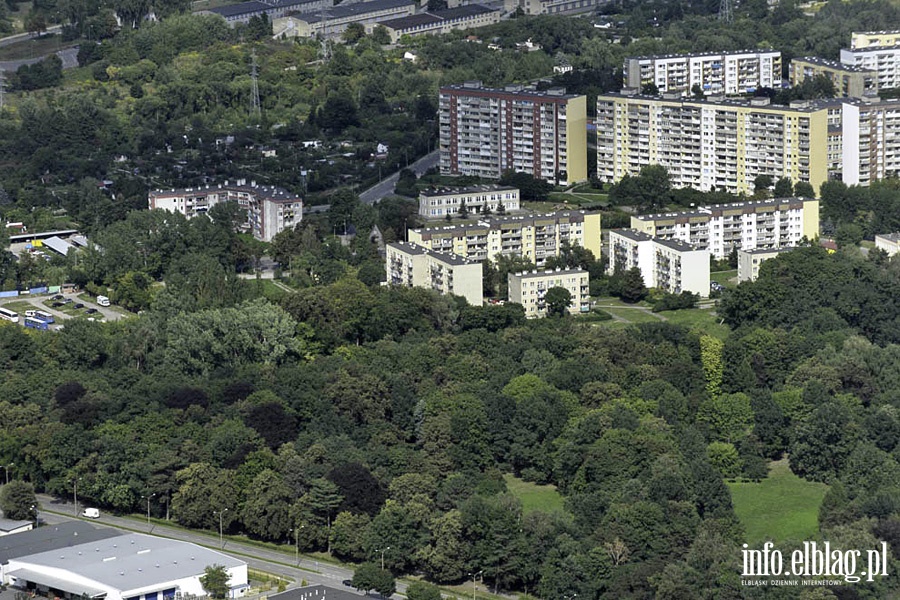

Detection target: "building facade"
[737, 247, 793, 281]
[272, 0, 414, 38]
[508, 268, 589, 317]
[790, 57, 877, 98]
[840, 37, 900, 90]
[407, 210, 601, 265]
[385, 241, 483, 305]
[513, 0, 605, 16]
[841, 97, 900, 186]
[148, 180, 302, 242]
[418, 185, 520, 218]
[875, 232, 900, 256]
[630, 198, 820, 259]
[375, 5, 500, 43]
[607, 229, 710, 296]
[596, 93, 830, 195]
[623, 50, 781, 97]
[439, 82, 587, 184]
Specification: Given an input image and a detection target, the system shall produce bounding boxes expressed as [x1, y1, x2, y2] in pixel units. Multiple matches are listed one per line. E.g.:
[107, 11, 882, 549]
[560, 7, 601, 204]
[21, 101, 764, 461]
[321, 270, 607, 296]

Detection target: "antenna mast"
[250, 50, 261, 118]
[719, 0, 733, 23]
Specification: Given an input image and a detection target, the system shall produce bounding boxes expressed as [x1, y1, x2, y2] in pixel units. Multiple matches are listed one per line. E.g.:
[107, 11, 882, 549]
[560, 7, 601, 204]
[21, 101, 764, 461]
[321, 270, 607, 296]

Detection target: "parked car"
[86, 308, 98, 314]
[82, 507, 100, 518]
[52, 294, 64, 300]
[73, 303, 84, 309]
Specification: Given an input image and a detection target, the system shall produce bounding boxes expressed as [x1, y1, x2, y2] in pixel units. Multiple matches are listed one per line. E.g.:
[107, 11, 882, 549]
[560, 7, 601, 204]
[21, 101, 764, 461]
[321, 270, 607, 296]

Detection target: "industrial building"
[439, 81, 587, 185]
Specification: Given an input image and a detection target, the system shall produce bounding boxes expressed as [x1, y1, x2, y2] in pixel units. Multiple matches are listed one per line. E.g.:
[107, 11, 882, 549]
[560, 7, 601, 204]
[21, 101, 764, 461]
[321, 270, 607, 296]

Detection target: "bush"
[651, 291, 699, 312]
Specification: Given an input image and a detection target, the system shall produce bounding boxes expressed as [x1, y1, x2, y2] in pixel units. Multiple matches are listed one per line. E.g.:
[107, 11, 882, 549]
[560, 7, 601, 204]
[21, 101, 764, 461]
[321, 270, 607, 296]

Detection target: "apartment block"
[439, 81, 587, 185]
[738, 247, 793, 281]
[851, 30, 900, 49]
[148, 180, 302, 242]
[875, 232, 900, 256]
[607, 229, 710, 296]
[841, 97, 900, 186]
[790, 57, 877, 98]
[630, 197, 819, 259]
[418, 185, 520, 218]
[623, 50, 781, 97]
[596, 93, 829, 195]
[407, 210, 601, 265]
[508, 268, 590, 318]
[385, 241, 483, 305]
[840, 43, 900, 90]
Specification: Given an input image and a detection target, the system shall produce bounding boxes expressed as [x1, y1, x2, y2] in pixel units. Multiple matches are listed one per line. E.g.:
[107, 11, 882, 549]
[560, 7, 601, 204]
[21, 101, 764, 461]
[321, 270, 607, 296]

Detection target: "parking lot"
[0, 292, 126, 327]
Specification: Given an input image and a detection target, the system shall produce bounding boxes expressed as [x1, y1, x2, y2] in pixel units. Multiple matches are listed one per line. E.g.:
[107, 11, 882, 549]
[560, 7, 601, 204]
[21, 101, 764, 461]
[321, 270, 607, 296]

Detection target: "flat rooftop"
[627, 49, 779, 61]
[0, 521, 124, 565]
[441, 81, 581, 100]
[793, 56, 875, 73]
[633, 197, 812, 221]
[420, 184, 517, 198]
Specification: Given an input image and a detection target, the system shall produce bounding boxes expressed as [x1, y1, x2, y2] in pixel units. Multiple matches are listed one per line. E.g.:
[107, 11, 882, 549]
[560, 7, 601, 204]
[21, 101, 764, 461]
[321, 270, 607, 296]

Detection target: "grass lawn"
[594, 306, 662, 323]
[727, 459, 828, 545]
[663, 308, 730, 340]
[0, 300, 37, 314]
[711, 269, 738, 287]
[503, 474, 566, 514]
[0, 34, 78, 61]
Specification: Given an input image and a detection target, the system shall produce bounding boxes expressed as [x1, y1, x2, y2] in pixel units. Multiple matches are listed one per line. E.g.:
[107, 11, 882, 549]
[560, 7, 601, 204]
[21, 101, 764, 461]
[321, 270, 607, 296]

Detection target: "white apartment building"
[508, 268, 589, 318]
[608, 229, 710, 296]
[630, 198, 820, 259]
[841, 32, 900, 90]
[737, 247, 793, 281]
[841, 97, 900, 185]
[418, 185, 520, 218]
[439, 81, 588, 185]
[875, 232, 900, 256]
[148, 180, 302, 242]
[385, 241, 483, 305]
[407, 210, 602, 266]
[623, 50, 781, 97]
[596, 93, 830, 195]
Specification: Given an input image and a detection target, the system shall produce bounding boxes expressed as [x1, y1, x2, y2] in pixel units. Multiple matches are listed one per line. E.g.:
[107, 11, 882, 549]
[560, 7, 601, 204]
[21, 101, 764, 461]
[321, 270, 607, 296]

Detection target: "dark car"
[51, 302, 64, 307]
[73, 303, 84, 309]
[342, 580, 353, 587]
[52, 294, 64, 300]
[86, 308, 98, 314]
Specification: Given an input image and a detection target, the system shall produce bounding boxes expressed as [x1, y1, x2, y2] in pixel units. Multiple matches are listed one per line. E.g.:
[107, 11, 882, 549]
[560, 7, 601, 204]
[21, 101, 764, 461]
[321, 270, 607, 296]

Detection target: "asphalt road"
[359, 150, 440, 205]
[35, 494, 403, 596]
[0, 291, 127, 325]
[0, 45, 79, 71]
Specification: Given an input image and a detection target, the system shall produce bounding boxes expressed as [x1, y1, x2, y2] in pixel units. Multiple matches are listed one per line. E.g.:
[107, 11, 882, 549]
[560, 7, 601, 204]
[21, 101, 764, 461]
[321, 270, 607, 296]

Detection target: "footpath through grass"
[503, 473, 566, 514]
[727, 459, 828, 545]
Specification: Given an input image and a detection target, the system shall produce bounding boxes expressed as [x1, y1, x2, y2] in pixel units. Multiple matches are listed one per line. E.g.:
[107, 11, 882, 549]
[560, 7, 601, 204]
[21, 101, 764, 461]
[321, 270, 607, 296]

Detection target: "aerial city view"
[0, 0, 898, 596]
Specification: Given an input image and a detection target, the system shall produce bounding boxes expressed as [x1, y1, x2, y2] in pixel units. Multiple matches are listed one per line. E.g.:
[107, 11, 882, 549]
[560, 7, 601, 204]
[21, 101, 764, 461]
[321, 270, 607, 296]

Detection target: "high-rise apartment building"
[407, 210, 601, 266]
[623, 50, 781, 97]
[385, 241, 483, 305]
[596, 93, 829, 195]
[630, 198, 819, 259]
[841, 31, 900, 90]
[841, 97, 900, 186]
[438, 81, 587, 184]
[508, 268, 590, 317]
[148, 180, 302, 242]
[790, 57, 877, 98]
[607, 229, 710, 296]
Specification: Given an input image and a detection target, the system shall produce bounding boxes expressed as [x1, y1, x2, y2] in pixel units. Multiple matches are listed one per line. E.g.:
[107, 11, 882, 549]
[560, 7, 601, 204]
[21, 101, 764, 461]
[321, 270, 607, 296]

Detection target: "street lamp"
[141, 493, 155, 527]
[290, 525, 304, 566]
[376, 546, 391, 571]
[2, 463, 13, 485]
[29, 504, 37, 527]
[69, 477, 81, 517]
[469, 570, 483, 600]
[214, 509, 228, 548]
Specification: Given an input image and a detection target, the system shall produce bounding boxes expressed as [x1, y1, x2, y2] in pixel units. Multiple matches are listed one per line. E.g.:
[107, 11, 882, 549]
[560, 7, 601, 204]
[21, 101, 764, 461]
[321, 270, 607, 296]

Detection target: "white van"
[82, 507, 100, 518]
[25, 310, 36, 317]
[96, 296, 110, 307]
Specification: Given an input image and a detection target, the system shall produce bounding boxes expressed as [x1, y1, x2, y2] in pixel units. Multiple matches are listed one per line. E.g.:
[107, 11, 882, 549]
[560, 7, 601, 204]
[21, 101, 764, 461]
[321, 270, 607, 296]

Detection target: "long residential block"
[407, 210, 601, 265]
[630, 197, 819, 259]
[596, 93, 829, 195]
[608, 229, 710, 296]
[841, 96, 900, 186]
[385, 241, 483, 305]
[508, 268, 590, 318]
[841, 32, 900, 90]
[148, 180, 302, 242]
[418, 185, 520, 218]
[439, 81, 587, 185]
[790, 57, 877, 98]
[623, 50, 781, 97]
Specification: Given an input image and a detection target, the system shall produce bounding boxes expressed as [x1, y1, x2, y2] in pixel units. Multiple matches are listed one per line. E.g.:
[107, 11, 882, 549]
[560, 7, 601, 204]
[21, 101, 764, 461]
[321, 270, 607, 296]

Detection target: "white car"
[82, 507, 100, 518]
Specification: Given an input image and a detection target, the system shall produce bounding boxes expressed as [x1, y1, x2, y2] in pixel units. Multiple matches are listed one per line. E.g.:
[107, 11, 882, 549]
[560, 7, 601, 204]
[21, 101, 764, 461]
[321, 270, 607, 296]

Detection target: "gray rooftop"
[413, 210, 596, 236]
[11, 533, 244, 593]
[793, 56, 875, 73]
[627, 49, 779, 62]
[378, 12, 442, 29]
[601, 91, 834, 113]
[875, 232, 900, 243]
[302, 0, 413, 23]
[441, 81, 581, 100]
[654, 237, 701, 252]
[150, 181, 300, 201]
[512, 268, 587, 278]
[0, 517, 33, 533]
[432, 4, 496, 19]
[43, 235, 75, 256]
[270, 585, 361, 600]
[610, 228, 653, 242]
[420, 184, 517, 198]
[633, 197, 811, 221]
[206, 1, 269, 17]
[0, 521, 124, 565]
[740, 247, 794, 255]
[387, 241, 426, 255]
